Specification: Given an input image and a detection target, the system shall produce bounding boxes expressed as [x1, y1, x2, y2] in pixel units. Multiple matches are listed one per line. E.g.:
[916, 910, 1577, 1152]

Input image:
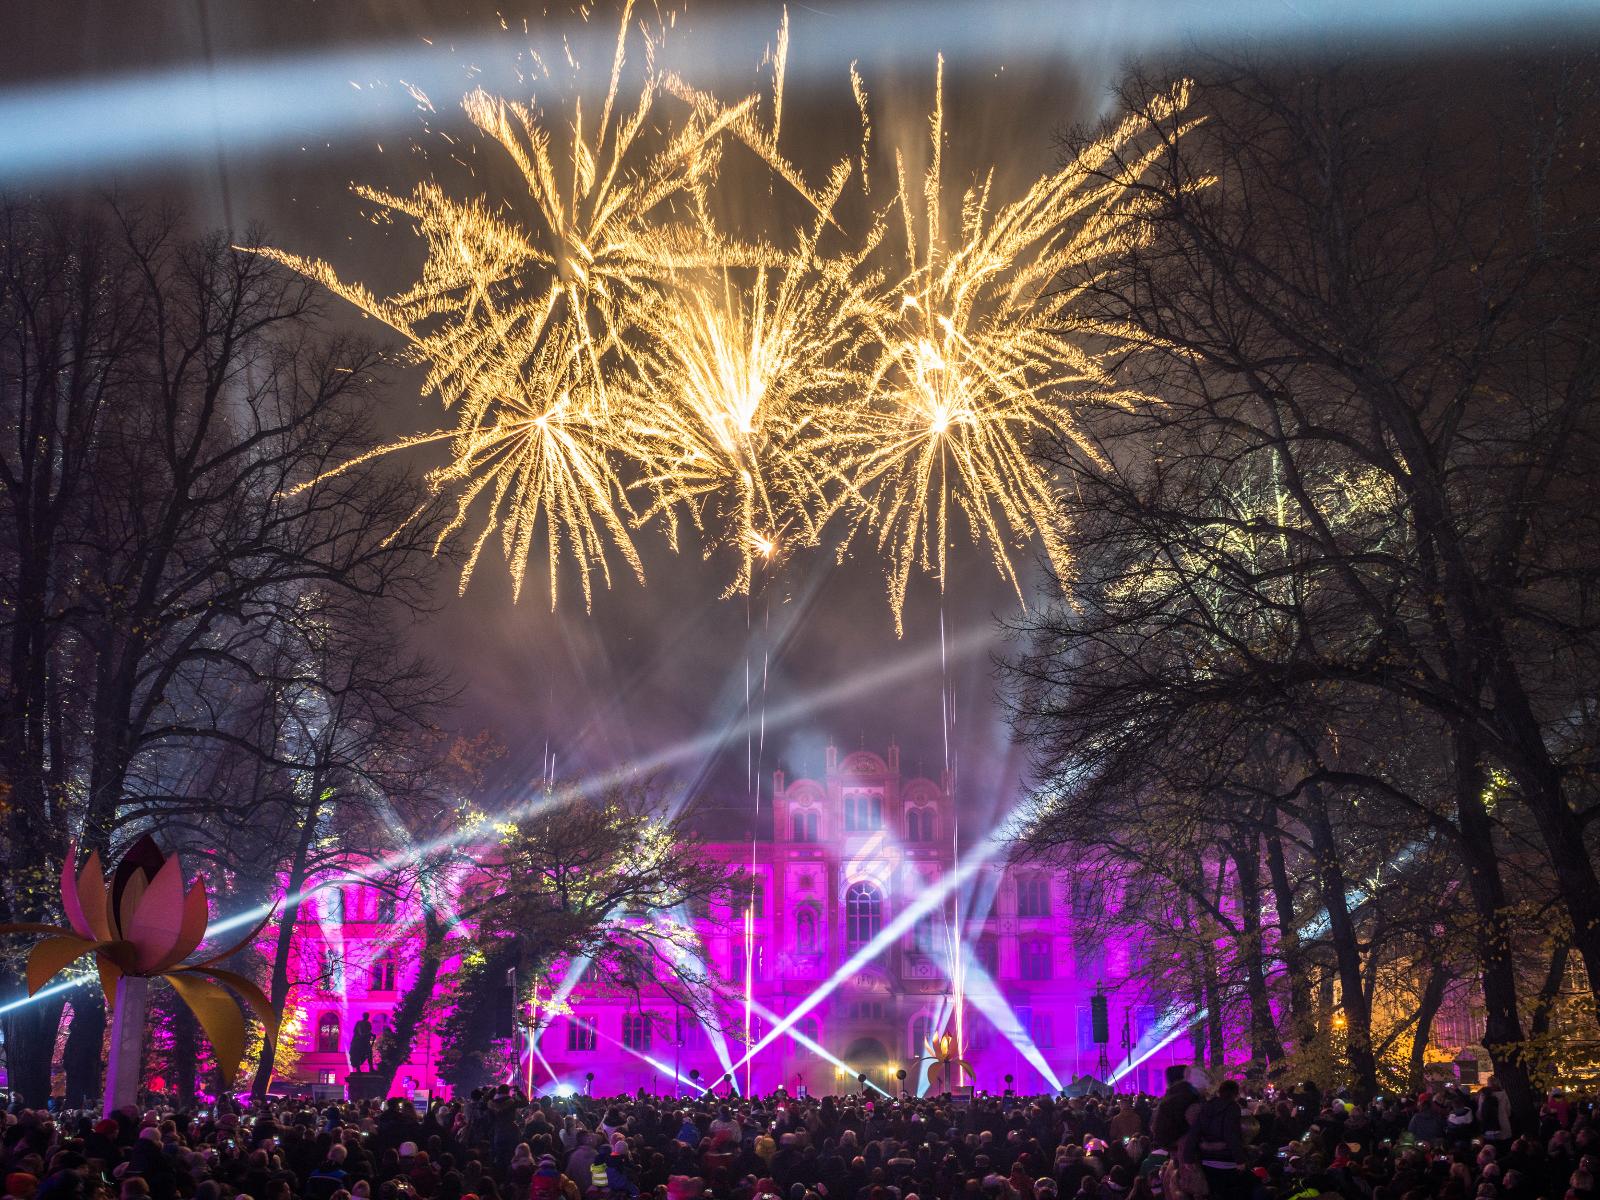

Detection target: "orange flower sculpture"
[1, 835, 279, 1089]
[917, 1032, 974, 1089]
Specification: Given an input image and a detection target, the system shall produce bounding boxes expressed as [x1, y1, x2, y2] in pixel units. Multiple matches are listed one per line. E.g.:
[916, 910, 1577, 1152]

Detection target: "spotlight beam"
[1109, 1008, 1204, 1083]
[0, 974, 93, 1015]
[5, 1, 1600, 185]
[947, 956, 1062, 1091]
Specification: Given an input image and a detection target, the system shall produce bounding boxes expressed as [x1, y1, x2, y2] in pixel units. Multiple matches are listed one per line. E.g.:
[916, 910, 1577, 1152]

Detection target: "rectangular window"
[844, 792, 883, 832]
[567, 1020, 597, 1052]
[913, 916, 942, 955]
[1020, 939, 1052, 981]
[1076, 1006, 1097, 1053]
[370, 959, 397, 991]
[792, 810, 819, 841]
[732, 944, 764, 981]
[1070, 877, 1101, 919]
[1074, 939, 1106, 980]
[1033, 1014, 1055, 1048]
[1016, 877, 1050, 918]
[622, 1014, 653, 1052]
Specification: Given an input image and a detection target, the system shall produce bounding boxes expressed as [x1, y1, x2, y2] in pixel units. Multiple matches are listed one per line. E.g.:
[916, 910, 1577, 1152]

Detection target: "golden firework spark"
[828, 60, 1196, 634]
[255, 0, 771, 606]
[624, 169, 882, 597]
[258, 0, 1196, 622]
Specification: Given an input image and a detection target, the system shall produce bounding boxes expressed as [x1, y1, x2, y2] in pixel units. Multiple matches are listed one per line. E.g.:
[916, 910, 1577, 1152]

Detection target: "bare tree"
[1008, 53, 1600, 1121]
[0, 196, 459, 1104]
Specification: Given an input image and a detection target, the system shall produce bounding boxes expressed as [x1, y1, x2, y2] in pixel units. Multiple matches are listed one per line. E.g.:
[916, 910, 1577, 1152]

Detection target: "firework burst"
[256, 0, 766, 605]
[259, 0, 1197, 621]
[828, 60, 1196, 634]
[625, 168, 882, 596]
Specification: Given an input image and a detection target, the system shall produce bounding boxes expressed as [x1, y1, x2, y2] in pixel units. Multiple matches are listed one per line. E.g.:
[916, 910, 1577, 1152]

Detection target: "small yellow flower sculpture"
[917, 1032, 974, 1090]
[1, 835, 278, 1111]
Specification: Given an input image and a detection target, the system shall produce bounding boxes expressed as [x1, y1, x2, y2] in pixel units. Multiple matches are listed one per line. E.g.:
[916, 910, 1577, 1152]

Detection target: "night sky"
[7, 0, 1597, 831]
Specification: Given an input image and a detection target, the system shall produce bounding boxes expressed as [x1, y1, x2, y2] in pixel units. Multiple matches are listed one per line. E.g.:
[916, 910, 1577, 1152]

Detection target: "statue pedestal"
[104, 976, 149, 1117]
[346, 1071, 387, 1101]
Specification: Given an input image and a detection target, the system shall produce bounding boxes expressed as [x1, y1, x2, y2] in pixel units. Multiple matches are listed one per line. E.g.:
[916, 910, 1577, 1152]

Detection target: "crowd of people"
[0, 1070, 1594, 1200]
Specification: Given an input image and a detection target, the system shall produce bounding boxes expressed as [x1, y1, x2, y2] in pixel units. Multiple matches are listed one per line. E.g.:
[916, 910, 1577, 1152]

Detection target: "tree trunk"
[1188, 970, 1206, 1066]
[1451, 730, 1539, 1131]
[1529, 941, 1570, 1041]
[63, 990, 106, 1107]
[0, 990, 67, 1107]
[1306, 788, 1378, 1098]
[371, 907, 446, 1095]
[1408, 960, 1450, 1093]
[1264, 817, 1314, 1051]
[251, 796, 321, 1100]
[172, 999, 199, 1109]
[1514, 758, 1600, 1019]
[1232, 839, 1288, 1070]
[1202, 939, 1225, 1068]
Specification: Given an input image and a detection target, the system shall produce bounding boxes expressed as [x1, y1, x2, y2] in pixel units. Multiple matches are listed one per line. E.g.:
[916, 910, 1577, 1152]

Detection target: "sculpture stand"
[104, 975, 149, 1117]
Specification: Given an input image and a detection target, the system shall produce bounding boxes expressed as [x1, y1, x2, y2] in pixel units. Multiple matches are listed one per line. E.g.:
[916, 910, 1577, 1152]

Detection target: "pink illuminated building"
[276, 741, 1189, 1098]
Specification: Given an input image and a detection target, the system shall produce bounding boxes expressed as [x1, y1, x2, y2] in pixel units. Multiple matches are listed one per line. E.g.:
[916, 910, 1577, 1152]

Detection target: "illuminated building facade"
[280, 742, 1188, 1098]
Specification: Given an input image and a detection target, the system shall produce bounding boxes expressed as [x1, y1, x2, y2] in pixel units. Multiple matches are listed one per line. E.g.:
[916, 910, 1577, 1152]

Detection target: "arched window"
[316, 1012, 340, 1054]
[1016, 875, 1050, 917]
[844, 792, 883, 832]
[791, 808, 820, 841]
[845, 882, 883, 949]
[910, 1014, 935, 1056]
[1020, 938, 1053, 980]
[791, 1016, 820, 1050]
[795, 906, 820, 954]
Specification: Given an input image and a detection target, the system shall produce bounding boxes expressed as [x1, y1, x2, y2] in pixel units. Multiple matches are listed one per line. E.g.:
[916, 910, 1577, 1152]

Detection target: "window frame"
[845, 881, 884, 949]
